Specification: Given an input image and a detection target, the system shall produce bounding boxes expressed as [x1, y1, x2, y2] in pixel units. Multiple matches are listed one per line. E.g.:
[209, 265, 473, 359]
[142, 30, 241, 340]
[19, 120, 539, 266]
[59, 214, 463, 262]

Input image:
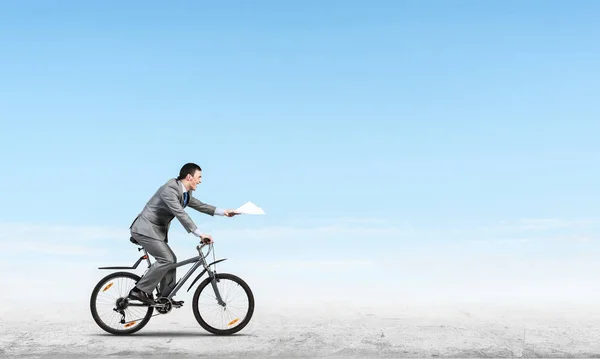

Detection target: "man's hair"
[177, 162, 202, 180]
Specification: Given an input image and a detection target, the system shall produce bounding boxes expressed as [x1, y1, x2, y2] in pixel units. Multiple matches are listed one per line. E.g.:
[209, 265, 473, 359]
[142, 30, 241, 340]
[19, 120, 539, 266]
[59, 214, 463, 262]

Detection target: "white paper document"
[235, 201, 266, 214]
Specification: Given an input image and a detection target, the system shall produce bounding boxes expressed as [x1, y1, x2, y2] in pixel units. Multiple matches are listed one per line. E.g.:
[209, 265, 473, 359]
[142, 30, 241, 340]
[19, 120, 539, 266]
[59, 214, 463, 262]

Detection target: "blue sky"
[1, 1, 600, 306]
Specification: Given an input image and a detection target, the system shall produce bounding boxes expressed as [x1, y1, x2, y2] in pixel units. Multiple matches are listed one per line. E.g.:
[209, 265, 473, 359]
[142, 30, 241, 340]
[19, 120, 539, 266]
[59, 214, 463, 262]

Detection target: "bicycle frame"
[99, 242, 227, 305]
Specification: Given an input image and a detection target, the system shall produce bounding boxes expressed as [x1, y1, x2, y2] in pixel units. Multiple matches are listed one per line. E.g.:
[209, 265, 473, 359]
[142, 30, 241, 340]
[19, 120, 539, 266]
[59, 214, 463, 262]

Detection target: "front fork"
[207, 269, 226, 307]
[198, 244, 226, 307]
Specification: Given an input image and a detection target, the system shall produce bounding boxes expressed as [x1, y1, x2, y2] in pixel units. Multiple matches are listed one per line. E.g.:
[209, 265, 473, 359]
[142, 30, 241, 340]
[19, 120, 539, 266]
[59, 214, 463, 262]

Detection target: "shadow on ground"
[89, 331, 254, 337]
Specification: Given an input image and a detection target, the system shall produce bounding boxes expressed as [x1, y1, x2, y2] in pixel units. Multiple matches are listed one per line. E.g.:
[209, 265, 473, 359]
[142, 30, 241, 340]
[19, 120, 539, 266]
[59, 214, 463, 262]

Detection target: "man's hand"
[199, 234, 213, 244]
[223, 209, 240, 217]
[193, 229, 213, 243]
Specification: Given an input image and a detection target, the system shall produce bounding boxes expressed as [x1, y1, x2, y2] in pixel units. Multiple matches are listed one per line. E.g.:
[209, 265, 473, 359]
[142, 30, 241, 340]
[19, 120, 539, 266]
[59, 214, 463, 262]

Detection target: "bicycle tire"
[192, 273, 255, 335]
[90, 271, 154, 335]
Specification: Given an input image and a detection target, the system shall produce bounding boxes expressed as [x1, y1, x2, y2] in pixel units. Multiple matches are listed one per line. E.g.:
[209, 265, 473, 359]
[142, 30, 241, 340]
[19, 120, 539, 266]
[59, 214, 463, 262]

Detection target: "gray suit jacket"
[130, 178, 217, 242]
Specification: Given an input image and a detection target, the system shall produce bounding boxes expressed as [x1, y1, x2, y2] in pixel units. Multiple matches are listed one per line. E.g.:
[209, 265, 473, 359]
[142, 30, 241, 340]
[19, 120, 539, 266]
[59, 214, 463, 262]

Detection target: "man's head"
[177, 162, 202, 191]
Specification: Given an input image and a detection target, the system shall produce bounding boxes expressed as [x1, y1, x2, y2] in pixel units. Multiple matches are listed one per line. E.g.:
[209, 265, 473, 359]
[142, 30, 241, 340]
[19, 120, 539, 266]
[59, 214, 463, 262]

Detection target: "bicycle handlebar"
[196, 242, 213, 258]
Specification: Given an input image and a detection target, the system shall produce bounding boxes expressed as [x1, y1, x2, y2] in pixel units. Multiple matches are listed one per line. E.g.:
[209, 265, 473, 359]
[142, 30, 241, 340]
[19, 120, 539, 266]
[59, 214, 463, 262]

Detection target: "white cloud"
[1, 215, 597, 261]
[0, 218, 396, 310]
[517, 218, 574, 230]
[0, 218, 409, 249]
[467, 234, 596, 245]
[0, 221, 129, 242]
[209, 224, 410, 241]
[259, 259, 375, 270]
[489, 217, 600, 232]
[1, 216, 600, 311]
[0, 240, 108, 256]
[297, 216, 390, 225]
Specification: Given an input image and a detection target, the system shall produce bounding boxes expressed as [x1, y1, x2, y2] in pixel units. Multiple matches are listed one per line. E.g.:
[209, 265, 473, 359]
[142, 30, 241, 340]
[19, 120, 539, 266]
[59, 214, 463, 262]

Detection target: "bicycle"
[89, 236, 255, 336]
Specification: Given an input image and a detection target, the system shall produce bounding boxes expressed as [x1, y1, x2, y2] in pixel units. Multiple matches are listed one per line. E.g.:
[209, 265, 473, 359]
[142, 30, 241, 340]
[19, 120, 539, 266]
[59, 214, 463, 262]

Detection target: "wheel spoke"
[90, 272, 154, 335]
[192, 274, 254, 335]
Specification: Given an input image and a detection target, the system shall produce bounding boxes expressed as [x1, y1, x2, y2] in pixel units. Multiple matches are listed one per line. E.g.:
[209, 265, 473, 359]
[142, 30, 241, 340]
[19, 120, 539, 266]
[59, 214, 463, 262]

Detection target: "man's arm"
[188, 197, 239, 217]
[188, 196, 224, 216]
[159, 185, 200, 233]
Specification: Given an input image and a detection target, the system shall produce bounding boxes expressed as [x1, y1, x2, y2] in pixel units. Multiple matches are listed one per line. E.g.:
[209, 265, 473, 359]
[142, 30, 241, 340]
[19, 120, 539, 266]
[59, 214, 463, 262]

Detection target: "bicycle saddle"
[130, 236, 140, 245]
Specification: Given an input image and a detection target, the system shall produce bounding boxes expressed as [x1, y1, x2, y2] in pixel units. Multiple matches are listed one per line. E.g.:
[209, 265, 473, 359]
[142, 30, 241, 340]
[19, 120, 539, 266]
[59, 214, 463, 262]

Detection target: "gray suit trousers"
[131, 232, 177, 296]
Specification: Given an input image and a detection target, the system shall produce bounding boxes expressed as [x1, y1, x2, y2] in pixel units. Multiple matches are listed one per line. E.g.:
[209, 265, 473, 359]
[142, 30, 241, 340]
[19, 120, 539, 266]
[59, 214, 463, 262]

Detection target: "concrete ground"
[2, 299, 600, 358]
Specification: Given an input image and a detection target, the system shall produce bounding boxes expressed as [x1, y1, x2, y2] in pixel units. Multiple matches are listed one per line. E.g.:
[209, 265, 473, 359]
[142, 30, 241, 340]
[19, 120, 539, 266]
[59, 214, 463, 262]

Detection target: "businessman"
[128, 162, 239, 305]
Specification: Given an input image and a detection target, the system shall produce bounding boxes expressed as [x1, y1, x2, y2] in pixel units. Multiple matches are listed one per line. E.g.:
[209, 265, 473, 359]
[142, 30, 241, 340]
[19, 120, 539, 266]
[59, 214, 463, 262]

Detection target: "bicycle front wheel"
[192, 273, 254, 335]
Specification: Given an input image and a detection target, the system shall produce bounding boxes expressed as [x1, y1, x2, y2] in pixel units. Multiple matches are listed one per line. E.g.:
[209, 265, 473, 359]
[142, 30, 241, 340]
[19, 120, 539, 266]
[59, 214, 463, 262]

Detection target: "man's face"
[188, 170, 202, 191]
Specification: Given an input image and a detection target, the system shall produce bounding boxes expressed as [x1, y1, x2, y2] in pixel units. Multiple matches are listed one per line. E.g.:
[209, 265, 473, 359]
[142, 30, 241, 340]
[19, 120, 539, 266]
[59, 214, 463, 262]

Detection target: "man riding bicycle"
[127, 162, 239, 305]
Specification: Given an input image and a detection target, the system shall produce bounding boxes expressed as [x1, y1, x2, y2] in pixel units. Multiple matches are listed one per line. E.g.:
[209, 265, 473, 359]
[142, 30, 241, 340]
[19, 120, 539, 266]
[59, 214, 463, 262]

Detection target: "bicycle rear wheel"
[192, 273, 254, 335]
[90, 271, 154, 335]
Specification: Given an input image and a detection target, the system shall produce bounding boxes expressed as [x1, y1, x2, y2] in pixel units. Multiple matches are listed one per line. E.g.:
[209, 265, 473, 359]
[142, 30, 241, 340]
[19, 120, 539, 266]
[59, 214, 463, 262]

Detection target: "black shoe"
[128, 287, 155, 304]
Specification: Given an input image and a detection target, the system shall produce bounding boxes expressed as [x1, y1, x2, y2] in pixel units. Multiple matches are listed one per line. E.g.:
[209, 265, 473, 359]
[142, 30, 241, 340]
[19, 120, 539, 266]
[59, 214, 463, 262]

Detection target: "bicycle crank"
[155, 298, 173, 314]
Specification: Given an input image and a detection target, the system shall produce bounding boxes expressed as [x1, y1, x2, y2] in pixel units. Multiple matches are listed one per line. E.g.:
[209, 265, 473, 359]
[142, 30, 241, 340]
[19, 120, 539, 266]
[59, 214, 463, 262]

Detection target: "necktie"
[183, 192, 189, 206]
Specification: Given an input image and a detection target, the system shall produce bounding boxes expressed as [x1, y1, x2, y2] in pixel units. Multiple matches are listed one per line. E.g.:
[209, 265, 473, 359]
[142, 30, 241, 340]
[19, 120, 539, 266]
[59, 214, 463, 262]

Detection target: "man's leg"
[130, 232, 177, 301]
[158, 263, 177, 298]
